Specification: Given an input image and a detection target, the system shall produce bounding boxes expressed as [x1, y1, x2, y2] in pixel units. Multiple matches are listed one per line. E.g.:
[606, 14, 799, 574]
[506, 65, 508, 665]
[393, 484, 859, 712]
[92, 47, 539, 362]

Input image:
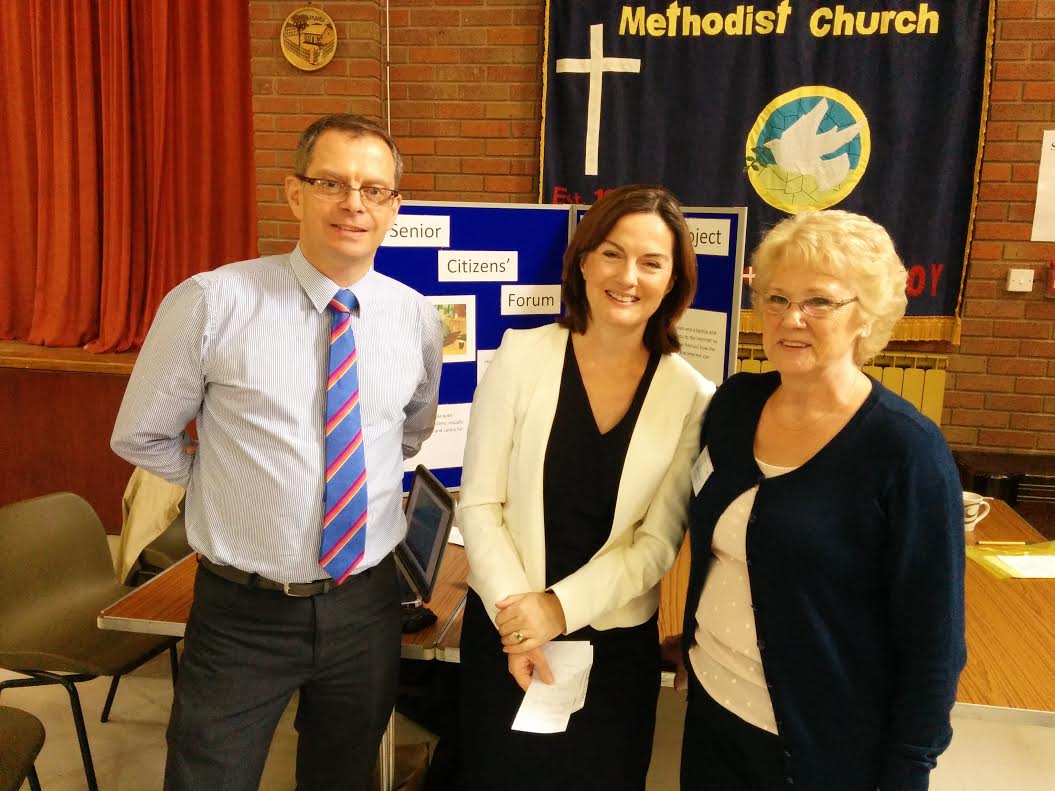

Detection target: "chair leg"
[99, 638, 182, 722]
[27, 764, 42, 791]
[54, 675, 99, 791]
[0, 673, 96, 697]
[101, 674, 121, 723]
[0, 671, 99, 791]
[169, 643, 180, 688]
[0, 676, 64, 695]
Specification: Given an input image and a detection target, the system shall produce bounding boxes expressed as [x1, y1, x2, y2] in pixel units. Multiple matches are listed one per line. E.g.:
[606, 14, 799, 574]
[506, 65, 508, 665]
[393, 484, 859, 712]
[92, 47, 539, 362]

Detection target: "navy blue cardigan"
[682, 372, 966, 791]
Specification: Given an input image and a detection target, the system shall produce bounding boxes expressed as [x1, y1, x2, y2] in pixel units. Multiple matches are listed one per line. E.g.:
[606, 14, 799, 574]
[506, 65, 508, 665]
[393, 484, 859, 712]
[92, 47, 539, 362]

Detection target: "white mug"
[963, 491, 991, 531]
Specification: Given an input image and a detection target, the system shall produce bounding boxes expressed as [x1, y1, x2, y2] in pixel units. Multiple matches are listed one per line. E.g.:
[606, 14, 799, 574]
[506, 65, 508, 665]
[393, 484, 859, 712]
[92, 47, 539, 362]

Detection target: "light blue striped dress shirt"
[112, 245, 444, 583]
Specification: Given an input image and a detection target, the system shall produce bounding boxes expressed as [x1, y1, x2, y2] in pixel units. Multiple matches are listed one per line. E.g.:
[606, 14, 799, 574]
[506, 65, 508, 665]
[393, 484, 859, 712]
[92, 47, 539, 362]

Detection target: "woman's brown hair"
[557, 184, 698, 354]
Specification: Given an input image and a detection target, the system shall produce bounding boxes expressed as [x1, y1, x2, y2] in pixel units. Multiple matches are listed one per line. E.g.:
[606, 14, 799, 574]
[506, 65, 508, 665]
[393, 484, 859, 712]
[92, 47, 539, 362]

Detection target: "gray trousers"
[164, 555, 401, 791]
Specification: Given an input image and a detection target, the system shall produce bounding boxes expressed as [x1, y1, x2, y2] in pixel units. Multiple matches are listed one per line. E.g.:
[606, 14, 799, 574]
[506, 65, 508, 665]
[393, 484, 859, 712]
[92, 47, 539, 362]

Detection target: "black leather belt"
[199, 557, 336, 597]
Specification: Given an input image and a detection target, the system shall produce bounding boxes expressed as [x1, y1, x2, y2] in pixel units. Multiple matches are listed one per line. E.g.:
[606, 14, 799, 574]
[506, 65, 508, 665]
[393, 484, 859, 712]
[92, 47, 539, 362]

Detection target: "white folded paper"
[447, 525, 465, 546]
[511, 641, 593, 733]
[997, 554, 1055, 578]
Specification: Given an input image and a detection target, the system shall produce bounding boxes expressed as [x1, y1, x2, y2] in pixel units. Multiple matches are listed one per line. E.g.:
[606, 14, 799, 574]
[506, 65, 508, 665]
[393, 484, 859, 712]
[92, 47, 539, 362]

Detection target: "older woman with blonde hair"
[679, 210, 965, 790]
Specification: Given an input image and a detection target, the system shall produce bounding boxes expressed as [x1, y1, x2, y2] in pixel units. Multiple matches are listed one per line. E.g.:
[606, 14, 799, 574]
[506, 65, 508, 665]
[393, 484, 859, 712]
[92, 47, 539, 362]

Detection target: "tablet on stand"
[396, 465, 455, 632]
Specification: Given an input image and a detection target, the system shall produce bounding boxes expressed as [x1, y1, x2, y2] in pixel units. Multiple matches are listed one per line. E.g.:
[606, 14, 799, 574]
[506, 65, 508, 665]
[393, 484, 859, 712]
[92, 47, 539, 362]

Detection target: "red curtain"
[0, 0, 256, 351]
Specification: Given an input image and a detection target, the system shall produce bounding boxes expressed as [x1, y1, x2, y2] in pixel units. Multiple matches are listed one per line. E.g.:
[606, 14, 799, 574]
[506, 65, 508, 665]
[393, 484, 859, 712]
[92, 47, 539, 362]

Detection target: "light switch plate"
[1007, 268, 1034, 292]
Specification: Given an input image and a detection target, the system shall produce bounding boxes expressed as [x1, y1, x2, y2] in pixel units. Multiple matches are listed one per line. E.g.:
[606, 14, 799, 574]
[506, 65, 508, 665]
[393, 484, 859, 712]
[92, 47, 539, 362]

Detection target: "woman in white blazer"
[457, 185, 716, 791]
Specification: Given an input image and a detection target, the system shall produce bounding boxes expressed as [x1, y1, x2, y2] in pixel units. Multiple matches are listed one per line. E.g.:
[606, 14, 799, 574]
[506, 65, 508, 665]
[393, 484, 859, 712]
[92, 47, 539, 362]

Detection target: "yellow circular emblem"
[745, 86, 870, 213]
[281, 6, 337, 72]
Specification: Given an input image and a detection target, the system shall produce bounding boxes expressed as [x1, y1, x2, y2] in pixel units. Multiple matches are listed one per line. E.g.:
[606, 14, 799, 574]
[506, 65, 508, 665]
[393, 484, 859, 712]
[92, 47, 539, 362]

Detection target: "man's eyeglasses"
[295, 175, 399, 207]
[754, 292, 859, 318]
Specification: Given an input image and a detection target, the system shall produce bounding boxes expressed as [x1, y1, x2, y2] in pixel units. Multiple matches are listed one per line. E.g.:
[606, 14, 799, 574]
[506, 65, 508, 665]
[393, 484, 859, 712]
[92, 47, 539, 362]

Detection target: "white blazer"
[458, 324, 715, 634]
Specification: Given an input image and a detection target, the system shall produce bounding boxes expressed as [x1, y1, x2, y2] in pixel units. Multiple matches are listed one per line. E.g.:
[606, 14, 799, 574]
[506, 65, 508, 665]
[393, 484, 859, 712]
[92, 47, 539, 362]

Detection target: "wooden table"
[98, 545, 471, 661]
[98, 552, 196, 637]
[958, 499, 1055, 722]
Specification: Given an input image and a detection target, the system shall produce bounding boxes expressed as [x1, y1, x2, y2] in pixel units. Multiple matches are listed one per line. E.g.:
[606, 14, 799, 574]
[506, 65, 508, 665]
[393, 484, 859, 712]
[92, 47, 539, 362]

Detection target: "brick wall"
[942, 1, 1055, 453]
[249, 0, 1055, 454]
[386, 1, 542, 202]
[250, 0, 541, 257]
[250, 1, 384, 256]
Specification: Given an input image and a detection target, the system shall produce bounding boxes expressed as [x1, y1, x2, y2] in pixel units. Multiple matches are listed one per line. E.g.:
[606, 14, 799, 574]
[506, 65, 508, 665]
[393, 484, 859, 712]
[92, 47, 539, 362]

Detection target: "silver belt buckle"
[282, 581, 311, 597]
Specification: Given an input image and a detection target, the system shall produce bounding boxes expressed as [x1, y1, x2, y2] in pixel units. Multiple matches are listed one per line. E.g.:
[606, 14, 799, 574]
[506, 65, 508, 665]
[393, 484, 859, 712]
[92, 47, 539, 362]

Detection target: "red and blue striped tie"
[319, 289, 368, 583]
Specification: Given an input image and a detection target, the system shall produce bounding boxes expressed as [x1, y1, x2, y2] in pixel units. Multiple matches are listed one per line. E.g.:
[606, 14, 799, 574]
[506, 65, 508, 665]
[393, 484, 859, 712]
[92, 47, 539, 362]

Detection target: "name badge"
[690, 448, 714, 496]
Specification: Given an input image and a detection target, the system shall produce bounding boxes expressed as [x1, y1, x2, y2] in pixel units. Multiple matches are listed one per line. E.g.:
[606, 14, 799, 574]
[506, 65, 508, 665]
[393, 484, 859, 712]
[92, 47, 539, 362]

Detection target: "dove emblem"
[764, 99, 866, 191]
[746, 86, 871, 213]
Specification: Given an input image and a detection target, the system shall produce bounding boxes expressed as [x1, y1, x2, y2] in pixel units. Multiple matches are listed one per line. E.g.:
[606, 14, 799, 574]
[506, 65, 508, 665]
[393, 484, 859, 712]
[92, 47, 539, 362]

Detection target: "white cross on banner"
[555, 24, 640, 177]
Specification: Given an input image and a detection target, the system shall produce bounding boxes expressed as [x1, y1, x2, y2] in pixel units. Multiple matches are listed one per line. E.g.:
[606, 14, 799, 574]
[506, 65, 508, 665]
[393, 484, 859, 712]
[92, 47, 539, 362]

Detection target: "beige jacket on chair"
[458, 324, 715, 634]
[115, 467, 185, 583]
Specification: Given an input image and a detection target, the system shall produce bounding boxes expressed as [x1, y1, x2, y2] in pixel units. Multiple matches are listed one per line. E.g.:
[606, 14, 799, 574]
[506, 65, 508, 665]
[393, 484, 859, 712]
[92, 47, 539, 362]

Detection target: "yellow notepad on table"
[967, 541, 1055, 579]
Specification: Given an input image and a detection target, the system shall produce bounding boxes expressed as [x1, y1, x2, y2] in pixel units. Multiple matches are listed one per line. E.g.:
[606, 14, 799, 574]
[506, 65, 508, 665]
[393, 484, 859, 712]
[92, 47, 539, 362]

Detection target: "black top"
[683, 372, 965, 791]
[542, 336, 659, 589]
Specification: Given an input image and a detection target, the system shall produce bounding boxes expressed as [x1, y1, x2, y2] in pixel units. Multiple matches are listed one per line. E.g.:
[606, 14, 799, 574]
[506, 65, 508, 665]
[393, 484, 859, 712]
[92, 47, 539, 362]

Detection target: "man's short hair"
[293, 115, 404, 188]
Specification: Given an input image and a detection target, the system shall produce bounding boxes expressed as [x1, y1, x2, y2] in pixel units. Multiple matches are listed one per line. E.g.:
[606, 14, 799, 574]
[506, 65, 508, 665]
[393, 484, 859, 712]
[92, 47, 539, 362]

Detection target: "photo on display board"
[430, 295, 476, 363]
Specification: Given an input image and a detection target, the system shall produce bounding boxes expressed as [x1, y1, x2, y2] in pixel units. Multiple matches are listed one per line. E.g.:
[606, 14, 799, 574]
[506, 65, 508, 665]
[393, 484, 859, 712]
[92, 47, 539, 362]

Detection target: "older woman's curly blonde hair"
[751, 210, 908, 365]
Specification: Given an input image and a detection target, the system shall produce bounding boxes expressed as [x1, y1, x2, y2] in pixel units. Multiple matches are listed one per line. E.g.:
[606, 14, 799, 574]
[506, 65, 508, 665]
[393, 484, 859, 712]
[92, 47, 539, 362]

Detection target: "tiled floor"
[4, 654, 1055, 790]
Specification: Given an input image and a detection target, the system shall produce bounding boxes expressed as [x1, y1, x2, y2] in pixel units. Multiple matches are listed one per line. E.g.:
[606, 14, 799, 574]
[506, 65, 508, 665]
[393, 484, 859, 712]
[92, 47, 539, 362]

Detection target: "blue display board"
[375, 200, 745, 490]
[374, 201, 573, 490]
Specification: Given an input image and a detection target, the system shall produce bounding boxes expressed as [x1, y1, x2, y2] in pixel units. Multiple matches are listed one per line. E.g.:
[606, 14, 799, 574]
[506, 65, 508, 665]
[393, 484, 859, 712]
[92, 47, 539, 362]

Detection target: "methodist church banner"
[541, 1, 994, 341]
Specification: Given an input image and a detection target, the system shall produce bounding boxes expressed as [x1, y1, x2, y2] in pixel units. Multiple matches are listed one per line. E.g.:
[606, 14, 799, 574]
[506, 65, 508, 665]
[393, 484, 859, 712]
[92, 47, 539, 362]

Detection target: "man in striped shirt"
[112, 115, 443, 790]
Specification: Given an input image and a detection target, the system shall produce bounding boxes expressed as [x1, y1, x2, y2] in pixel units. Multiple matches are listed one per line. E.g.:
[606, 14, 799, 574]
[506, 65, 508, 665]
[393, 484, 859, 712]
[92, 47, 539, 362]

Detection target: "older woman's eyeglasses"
[295, 175, 399, 207]
[755, 292, 859, 318]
